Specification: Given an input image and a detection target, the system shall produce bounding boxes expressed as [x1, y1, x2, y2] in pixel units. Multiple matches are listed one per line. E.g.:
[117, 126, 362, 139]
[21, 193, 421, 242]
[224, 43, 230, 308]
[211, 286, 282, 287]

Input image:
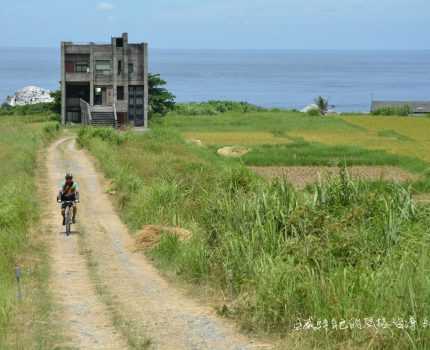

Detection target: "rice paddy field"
[78, 108, 430, 349]
[163, 111, 430, 187]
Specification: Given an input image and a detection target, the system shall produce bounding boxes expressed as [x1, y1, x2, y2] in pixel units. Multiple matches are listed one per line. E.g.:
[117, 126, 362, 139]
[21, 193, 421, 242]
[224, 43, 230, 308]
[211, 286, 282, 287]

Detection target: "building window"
[94, 87, 103, 105]
[75, 63, 89, 73]
[116, 38, 123, 47]
[95, 60, 112, 76]
[128, 63, 134, 79]
[65, 62, 75, 73]
[118, 60, 122, 75]
[117, 86, 124, 100]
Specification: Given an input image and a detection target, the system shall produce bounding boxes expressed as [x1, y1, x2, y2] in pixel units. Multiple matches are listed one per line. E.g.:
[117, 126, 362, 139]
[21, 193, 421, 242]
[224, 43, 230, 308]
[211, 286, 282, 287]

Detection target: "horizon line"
[1, 45, 430, 51]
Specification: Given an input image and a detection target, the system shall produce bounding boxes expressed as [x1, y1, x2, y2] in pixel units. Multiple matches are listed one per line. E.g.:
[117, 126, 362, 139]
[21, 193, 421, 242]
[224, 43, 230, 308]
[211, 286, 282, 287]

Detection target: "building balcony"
[95, 74, 113, 84]
[65, 72, 91, 82]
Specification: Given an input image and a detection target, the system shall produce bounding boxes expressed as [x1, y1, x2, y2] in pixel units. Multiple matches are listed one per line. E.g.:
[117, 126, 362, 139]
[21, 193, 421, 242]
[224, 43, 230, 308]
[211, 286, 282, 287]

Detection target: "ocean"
[1, 47, 429, 112]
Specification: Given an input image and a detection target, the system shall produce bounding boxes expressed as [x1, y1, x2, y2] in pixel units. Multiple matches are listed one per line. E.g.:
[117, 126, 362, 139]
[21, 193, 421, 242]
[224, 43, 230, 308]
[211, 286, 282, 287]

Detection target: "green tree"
[314, 96, 329, 116]
[50, 89, 61, 114]
[148, 73, 176, 117]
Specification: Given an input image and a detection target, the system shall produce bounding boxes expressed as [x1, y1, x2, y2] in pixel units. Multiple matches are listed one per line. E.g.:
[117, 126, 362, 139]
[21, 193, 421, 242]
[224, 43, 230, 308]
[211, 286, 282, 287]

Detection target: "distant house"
[371, 101, 430, 115]
[61, 33, 148, 128]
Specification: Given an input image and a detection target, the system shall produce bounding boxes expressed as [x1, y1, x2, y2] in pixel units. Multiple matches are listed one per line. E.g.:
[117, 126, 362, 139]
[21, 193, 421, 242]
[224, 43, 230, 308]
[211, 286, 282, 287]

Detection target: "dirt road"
[44, 137, 267, 350]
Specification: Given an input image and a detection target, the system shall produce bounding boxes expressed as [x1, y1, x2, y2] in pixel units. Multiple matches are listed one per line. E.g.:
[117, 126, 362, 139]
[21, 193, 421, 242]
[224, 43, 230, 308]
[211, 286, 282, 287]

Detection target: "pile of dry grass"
[217, 146, 250, 158]
[135, 225, 192, 249]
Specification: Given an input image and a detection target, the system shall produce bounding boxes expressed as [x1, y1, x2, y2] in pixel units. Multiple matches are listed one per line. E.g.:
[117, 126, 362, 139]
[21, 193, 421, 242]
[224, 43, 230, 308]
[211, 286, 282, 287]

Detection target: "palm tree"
[314, 96, 329, 116]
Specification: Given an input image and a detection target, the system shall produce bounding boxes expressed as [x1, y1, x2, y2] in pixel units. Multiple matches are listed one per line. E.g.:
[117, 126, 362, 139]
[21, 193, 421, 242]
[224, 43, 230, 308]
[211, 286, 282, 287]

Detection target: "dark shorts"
[61, 196, 76, 208]
[61, 202, 75, 208]
[61, 193, 76, 200]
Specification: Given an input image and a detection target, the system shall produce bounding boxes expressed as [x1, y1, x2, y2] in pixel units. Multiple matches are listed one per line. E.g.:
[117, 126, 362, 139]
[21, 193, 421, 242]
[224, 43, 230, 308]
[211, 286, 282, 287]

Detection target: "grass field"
[0, 115, 60, 348]
[161, 111, 430, 190]
[78, 109, 430, 349]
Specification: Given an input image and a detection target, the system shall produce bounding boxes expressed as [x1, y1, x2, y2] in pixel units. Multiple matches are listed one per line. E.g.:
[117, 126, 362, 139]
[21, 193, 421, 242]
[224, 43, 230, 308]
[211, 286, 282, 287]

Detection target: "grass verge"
[78, 126, 430, 349]
[0, 115, 61, 349]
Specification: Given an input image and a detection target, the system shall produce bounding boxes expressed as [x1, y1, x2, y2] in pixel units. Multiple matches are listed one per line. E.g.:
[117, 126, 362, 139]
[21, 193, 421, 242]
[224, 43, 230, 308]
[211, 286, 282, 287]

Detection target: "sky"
[0, 0, 429, 49]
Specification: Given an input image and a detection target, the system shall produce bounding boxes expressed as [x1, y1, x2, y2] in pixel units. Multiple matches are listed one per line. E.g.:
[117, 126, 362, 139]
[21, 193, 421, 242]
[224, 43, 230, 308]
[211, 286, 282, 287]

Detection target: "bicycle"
[59, 200, 78, 236]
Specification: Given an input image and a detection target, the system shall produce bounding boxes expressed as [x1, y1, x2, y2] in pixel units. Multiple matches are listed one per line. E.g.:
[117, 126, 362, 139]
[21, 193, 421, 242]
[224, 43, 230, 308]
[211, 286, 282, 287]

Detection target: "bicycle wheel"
[65, 206, 71, 236]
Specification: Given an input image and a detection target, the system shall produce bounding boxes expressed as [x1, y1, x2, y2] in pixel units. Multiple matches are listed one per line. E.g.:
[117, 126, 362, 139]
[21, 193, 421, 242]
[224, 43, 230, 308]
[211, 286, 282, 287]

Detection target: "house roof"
[371, 101, 430, 113]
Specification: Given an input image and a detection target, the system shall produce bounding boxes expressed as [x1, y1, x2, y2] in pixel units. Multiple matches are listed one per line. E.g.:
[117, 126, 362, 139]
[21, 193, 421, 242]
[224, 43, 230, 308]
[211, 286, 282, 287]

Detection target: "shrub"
[306, 108, 321, 116]
[173, 101, 265, 116]
[0, 103, 58, 117]
[372, 105, 411, 116]
[78, 127, 129, 146]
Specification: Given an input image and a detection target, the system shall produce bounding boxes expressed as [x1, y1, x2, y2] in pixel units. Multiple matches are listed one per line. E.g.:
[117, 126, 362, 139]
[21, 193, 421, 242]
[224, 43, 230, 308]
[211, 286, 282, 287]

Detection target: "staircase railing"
[80, 99, 92, 125]
[113, 103, 118, 127]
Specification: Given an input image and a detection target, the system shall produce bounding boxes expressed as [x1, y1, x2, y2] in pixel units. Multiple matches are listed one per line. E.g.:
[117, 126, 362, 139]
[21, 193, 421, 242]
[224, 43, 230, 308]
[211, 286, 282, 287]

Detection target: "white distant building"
[5, 86, 54, 106]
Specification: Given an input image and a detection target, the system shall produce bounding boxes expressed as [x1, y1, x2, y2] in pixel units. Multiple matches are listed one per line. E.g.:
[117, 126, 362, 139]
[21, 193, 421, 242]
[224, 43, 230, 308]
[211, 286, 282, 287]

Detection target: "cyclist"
[57, 173, 79, 225]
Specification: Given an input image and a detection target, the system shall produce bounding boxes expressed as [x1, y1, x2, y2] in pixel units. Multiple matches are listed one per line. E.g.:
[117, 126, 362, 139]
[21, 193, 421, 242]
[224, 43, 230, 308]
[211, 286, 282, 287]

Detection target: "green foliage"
[314, 96, 329, 115]
[78, 127, 129, 146]
[0, 103, 55, 116]
[49, 89, 61, 114]
[0, 116, 59, 343]
[241, 140, 428, 172]
[162, 108, 352, 133]
[78, 125, 430, 348]
[306, 108, 321, 116]
[377, 129, 413, 141]
[173, 101, 265, 116]
[148, 73, 176, 118]
[372, 105, 411, 116]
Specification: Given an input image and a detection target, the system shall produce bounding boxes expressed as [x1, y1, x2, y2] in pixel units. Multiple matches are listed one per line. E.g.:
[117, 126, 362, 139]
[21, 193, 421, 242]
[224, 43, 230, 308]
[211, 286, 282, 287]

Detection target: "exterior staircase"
[91, 112, 117, 127]
[80, 99, 118, 128]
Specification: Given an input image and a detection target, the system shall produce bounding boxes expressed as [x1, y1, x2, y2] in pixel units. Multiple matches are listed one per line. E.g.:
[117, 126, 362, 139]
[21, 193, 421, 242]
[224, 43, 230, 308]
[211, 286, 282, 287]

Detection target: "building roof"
[371, 100, 430, 113]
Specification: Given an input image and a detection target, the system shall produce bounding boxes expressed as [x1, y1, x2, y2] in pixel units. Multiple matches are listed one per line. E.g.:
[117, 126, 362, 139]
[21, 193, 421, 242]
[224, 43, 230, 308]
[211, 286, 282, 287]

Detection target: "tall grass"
[0, 116, 59, 344]
[173, 101, 266, 116]
[372, 105, 411, 116]
[79, 126, 430, 348]
[0, 103, 58, 117]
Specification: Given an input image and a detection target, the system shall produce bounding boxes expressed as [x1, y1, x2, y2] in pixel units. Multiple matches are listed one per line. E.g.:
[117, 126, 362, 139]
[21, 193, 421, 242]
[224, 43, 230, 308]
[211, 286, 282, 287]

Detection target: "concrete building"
[61, 33, 148, 127]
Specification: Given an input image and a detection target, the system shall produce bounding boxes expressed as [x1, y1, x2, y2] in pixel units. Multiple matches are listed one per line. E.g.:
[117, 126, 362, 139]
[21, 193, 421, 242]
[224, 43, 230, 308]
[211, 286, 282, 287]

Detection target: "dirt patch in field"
[135, 225, 192, 249]
[217, 146, 250, 158]
[187, 139, 204, 147]
[249, 166, 419, 188]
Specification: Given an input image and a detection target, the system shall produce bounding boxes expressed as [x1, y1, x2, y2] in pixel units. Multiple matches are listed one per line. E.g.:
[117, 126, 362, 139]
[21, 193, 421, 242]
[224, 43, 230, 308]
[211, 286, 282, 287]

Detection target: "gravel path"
[45, 137, 267, 350]
[44, 138, 127, 349]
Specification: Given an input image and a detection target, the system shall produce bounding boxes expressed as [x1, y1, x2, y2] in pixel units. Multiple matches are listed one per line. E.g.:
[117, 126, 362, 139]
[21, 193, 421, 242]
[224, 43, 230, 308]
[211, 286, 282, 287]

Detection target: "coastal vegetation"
[173, 100, 266, 116]
[2, 100, 429, 348]
[0, 102, 59, 117]
[372, 104, 411, 116]
[314, 96, 329, 115]
[148, 73, 176, 118]
[77, 107, 430, 349]
[0, 115, 59, 347]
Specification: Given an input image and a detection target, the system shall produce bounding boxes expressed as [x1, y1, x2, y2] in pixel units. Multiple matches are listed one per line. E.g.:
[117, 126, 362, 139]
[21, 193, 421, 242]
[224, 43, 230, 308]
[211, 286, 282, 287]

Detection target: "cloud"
[97, 2, 114, 12]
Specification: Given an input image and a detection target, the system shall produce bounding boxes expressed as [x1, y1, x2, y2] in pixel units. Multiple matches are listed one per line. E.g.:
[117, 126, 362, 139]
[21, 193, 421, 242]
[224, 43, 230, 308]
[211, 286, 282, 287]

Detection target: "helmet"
[65, 173, 73, 180]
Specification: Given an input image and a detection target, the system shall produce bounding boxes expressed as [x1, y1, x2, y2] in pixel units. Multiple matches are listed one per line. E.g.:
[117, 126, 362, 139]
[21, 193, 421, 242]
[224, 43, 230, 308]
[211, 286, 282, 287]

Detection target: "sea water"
[1, 47, 429, 112]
